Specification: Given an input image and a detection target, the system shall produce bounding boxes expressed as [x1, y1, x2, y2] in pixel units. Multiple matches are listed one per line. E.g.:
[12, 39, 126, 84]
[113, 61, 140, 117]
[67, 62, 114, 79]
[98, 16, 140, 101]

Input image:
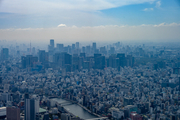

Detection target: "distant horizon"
[0, 23, 180, 43]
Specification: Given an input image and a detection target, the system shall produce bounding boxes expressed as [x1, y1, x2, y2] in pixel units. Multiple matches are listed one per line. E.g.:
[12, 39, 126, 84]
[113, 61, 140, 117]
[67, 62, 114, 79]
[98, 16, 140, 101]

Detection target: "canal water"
[52, 98, 97, 119]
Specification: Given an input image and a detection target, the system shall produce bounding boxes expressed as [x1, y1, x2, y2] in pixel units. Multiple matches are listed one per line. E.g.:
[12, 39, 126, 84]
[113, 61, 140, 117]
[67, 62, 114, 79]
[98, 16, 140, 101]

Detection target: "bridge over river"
[51, 98, 101, 120]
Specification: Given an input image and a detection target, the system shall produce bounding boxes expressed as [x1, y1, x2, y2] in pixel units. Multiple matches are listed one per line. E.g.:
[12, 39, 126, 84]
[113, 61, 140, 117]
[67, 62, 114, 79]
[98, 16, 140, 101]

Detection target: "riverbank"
[77, 103, 101, 118]
[62, 98, 101, 117]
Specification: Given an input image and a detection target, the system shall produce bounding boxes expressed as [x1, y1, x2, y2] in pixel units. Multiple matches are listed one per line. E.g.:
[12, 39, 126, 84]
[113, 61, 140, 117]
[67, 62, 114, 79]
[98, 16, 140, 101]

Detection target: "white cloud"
[154, 22, 180, 27]
[72, 25, 78, 28]
[143, 8, 154, 11]
[156, 1, 161, 8]
[57, 24, 67, 27]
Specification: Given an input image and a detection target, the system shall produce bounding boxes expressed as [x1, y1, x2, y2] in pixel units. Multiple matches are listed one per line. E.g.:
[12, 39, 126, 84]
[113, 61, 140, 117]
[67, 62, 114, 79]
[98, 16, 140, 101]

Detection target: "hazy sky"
[0, 0, 180, 43]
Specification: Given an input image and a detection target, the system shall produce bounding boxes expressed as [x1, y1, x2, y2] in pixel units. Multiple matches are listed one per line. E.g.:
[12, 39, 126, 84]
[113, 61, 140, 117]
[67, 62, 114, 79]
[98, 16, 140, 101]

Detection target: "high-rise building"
[6, 107, 20, 120]
[109, 47, 115, 55]
[39, 50, 49, 65]
[109, 55, 119, 68]
[1, 48, 9, 60]
[82, 47, 85, 53]
[65, 53, 72, 65]
[76, 42, 79, 49]
[86, 45, 91, 55]
[126, 55, 134, 67]
[21, 56, 27, 68]
[25, 98, 36, 120]
[50, 39, 54, 48]
[92, 42, 96, 52]
[48, 39, 55, 56]
[72, 55, 79, 71]
[94, 54, 105, 69]
[26, 55, 38, 68]
[100, 46, 107, 55]
[117, 53, 126, 67]
[83, 61, 90, 70]
[56, 44, 64, 52]
[25, 94, 39, 120]
[72, 44, 75, 51]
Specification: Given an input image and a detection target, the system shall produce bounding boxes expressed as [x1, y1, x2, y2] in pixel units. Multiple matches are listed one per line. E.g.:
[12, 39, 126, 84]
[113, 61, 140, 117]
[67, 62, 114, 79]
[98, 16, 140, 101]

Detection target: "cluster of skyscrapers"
[19, 39, 134, 72]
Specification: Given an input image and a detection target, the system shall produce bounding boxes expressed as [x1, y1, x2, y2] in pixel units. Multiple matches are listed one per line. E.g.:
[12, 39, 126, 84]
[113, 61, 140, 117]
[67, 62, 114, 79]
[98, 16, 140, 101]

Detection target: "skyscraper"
[57, 44, 64, 52]
[117, 53, 126, 67]
[76, 42, 79, 49]
[94, 54, 105, 69]
[39, 50, 48, 65]
[92, 42, 96, 52]
[50, 39, 54, 48]
[72, 44, 75, 51]
[1, 48, 9, 60]
[25, 94, 39, 120]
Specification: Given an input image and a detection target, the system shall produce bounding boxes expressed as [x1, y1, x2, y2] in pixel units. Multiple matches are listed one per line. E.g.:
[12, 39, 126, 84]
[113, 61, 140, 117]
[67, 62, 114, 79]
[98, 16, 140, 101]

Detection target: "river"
[52, 98, 98, 119]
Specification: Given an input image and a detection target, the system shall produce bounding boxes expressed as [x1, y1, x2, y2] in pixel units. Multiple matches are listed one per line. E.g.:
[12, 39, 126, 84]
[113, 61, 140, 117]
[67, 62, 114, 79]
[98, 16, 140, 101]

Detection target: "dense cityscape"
[0, 40, 180, 120]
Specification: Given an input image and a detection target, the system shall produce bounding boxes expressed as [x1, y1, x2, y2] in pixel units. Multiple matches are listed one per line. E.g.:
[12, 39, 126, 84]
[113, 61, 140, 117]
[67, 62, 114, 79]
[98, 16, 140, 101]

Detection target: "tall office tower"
[48, 39, 55, 56]
[57, 44, 64, 52]
[53, 52, 72, 68]
[80, 53, 86, 58]
[25, 98, 36, 120]
[64, 46, 69, 53]
[76, 42, 79, 49]
[53, 53, 62, 67]
[25, 55, 38, 67]
[25, 95, 39, 120]
[109, 47, 115, 55]
[50, 39, 54, 48]
[1, 48, 9, 60]
[100, 46, 107, 55]
[72, 44, 75, 51]
[38, 50, 48, 65]
[68, 45, 72, 54]
[32, 47, 36, 55]
[126, 55, 134, 67]
[56, 44, 60, 51]
[21, 56, 27, 68]
[109, 55, 118, 68]
[39, 50, 45, 64]
[65, 53, 72, 65]
[6, 107, 20, 120]
[92, 42, 96, 52]
[94, 53, 101, 58]
[94, 54, 105, 69]
[82, 46, 85, 53]
[117, 53, 126, 67]
[72, 55, 79, 71]
[86, 45, 91, 55]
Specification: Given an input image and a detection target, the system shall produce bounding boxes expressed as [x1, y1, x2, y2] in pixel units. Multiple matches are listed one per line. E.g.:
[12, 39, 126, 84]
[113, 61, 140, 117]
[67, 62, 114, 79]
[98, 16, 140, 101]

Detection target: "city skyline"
[0, 0, 180, 42]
